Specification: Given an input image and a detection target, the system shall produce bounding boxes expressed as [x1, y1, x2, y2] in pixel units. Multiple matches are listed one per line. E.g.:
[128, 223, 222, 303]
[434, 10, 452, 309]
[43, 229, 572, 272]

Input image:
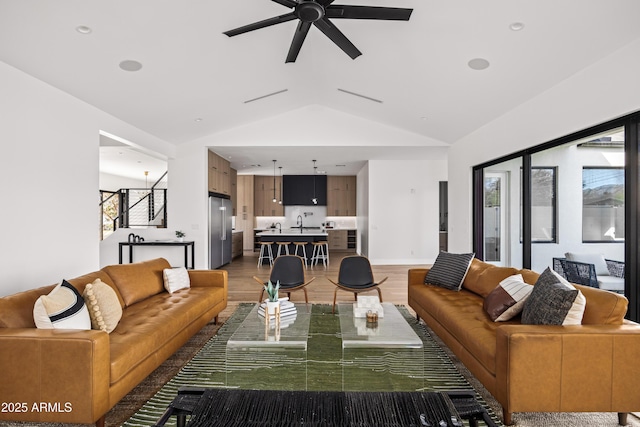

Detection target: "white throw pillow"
[163, 267, 191, 293]
[33, 280, 91, 330]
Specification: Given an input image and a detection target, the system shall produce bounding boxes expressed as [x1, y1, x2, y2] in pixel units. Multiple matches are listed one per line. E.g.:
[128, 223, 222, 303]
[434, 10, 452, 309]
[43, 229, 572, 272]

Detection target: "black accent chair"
[553, 257, 625, 293]
[253, 255, 315, 303]
[329, 255, 388, 313]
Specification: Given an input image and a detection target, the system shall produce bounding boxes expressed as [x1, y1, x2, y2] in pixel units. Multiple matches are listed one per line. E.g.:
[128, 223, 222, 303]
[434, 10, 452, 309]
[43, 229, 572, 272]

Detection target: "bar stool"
[257, 241, 274, 267]
[311, 241, 329, 267]
[293, 241, 308, 267]
[276, 241, 291, 258]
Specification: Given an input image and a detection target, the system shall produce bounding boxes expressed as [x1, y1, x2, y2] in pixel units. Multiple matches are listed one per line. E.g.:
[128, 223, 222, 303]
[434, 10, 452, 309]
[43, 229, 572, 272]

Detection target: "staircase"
[100, 172, 168, 240]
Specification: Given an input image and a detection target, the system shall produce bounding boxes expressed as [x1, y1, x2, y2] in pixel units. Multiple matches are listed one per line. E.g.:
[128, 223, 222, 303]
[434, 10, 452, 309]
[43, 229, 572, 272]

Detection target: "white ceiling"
[2, 0, 640, 177]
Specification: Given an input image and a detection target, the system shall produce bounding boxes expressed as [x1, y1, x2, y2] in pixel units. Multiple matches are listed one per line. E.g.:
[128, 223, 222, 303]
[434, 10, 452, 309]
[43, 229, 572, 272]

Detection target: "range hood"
[282, 175, 327, 206]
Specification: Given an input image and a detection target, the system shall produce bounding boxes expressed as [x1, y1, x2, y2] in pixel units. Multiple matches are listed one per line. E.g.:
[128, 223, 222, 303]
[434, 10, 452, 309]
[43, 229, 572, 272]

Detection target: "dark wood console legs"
[95, 415, 105, 427]
[618, 412, 628, 425]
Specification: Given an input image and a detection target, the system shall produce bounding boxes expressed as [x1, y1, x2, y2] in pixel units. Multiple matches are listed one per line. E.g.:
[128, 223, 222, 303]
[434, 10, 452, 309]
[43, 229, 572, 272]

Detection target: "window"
[582, 167, 625, 242]
[531, 167, 557, 243]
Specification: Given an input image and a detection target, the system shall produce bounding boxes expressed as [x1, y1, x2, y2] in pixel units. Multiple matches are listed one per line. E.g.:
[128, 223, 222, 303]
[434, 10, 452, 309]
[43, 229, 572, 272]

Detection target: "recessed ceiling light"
[509, 22, 525, 31]
[119, 60, 143, 72]
[76, 25, 92, 34]
[194, 117, 203, 122]
[468, 58, 490, 71]
[420, 116, 428, 120]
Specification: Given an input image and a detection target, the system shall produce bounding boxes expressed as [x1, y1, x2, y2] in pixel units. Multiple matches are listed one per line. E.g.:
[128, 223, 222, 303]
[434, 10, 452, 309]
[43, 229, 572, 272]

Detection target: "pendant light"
[312, 160, 318, 205]
[278, 166, 283, 204]
[272, 160, 277, 203]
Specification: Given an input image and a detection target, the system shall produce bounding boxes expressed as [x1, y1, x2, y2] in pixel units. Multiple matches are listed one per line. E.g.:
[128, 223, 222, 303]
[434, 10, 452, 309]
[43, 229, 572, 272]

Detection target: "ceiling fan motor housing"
[296, 2, 325, 22]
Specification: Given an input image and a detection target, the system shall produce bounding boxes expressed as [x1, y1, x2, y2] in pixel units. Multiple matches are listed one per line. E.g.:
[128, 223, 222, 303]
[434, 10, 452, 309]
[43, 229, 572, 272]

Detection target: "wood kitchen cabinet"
[254, 175, 283, 216]
[231, 231, 243, 259]
[327, 229, 348, 251]
[327, 176, 356, 216]
[236, 175, 255, 251]
[208, 150, 233, 196]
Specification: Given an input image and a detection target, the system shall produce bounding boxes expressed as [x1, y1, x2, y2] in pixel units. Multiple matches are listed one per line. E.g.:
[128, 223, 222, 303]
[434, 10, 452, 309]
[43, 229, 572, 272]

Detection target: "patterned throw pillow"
[163, 267, 191, 293]
[424, 252, 475, 291]
[483, 274, 533, 321]
[521, 267, 586, 325]
[33, 280, 91, 330]
[83, 279, 123, 333]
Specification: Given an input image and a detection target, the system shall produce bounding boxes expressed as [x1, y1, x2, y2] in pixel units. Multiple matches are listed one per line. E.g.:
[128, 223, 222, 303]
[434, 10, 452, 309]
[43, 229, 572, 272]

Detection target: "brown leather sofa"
[408, 258, 640, 425]
[0, 258, 227, 427]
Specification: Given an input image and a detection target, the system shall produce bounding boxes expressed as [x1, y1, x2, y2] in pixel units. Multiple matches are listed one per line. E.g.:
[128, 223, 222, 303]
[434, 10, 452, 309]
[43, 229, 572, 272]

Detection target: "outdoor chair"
[253, 255, 315, 303]
[553, 253, 625, 293]
[329, 255, 388, 313]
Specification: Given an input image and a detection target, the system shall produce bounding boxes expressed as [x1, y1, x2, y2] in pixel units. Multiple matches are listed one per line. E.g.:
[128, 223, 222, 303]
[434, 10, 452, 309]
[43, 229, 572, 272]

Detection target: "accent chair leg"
[618, 412, 628, 425]
[96, 415, 105, 427]
[376, 287, 383, 302]
[332, 289, 338, 313]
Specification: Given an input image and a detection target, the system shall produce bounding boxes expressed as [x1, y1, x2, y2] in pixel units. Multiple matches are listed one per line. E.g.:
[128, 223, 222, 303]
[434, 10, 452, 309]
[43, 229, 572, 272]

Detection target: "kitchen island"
[256, 229, 328, 264]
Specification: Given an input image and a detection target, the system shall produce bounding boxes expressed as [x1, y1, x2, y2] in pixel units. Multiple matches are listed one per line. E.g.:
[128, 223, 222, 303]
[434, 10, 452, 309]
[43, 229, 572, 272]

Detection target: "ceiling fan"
[223, 0, 413, 63]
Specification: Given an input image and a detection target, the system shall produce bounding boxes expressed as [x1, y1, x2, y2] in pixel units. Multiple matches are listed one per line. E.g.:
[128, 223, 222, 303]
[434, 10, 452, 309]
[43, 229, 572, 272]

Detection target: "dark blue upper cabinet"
[283, 175, 327, 206]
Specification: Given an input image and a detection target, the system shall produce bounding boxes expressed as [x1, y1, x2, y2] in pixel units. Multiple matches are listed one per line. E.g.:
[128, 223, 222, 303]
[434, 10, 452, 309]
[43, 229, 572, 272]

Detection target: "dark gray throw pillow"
[521, 267, 578, 325]
[424, 252, 475, 291]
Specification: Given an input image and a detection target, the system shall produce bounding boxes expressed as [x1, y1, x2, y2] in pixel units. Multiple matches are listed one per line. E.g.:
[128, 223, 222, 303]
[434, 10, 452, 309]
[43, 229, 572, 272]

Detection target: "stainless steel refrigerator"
[209, 195, 232, 269]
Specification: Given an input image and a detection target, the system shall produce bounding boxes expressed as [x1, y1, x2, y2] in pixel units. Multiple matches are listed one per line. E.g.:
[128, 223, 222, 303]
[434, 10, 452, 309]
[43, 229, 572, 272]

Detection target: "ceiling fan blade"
[326, 5, 413, 21]
[286, 21, 312, 63]
[223, 13, 296, 37]
[313, 17, 361, 60]
[271, 0, 298, 8]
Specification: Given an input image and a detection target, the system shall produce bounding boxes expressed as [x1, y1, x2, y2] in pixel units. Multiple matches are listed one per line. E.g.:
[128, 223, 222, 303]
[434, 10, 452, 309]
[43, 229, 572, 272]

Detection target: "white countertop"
[256, 228, 328, 237]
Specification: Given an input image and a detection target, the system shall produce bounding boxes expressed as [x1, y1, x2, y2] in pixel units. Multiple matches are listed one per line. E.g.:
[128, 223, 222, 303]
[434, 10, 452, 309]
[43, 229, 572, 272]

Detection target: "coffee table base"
[154, 387, 498, 427]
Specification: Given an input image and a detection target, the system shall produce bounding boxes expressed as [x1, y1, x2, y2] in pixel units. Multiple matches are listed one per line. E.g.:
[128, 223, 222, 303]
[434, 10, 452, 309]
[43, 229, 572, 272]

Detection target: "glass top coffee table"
[337, 302, 424, 349]
[226, 302, 312, 350]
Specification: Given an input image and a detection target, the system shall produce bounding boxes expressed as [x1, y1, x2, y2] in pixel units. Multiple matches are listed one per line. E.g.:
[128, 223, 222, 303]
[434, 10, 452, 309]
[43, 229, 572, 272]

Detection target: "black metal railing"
[100, 172, 168, 239]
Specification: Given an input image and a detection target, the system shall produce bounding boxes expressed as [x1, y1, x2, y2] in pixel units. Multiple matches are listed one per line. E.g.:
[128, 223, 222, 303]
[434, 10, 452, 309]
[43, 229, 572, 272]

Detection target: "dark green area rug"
[123, 304, 501, 426]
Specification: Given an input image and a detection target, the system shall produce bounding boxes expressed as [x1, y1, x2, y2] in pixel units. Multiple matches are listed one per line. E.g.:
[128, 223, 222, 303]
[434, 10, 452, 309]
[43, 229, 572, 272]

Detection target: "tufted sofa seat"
[408, 258, 640, 425]
[0, 258, 227, 427]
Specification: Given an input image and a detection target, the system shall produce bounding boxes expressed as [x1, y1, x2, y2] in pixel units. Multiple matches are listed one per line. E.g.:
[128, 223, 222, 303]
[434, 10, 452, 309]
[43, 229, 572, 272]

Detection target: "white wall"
[448, 38, 640, 263]
[0, 61, 174, 296]
[367, 158, 448, 264]
[99, 172, 148, 191]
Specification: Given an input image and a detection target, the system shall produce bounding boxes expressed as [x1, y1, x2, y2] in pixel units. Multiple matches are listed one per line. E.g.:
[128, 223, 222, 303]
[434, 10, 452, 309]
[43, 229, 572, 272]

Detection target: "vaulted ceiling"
[2, 0, 640, 175]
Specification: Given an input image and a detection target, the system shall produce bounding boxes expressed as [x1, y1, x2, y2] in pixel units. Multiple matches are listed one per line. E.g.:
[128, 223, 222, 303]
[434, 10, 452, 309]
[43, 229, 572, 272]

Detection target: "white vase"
[266, 300, 279, 315]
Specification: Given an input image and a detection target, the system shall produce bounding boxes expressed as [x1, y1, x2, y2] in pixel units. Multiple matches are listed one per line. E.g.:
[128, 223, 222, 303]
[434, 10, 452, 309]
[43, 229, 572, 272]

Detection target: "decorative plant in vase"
[264, 280, 280, 315]
[175, 230, 186, 242]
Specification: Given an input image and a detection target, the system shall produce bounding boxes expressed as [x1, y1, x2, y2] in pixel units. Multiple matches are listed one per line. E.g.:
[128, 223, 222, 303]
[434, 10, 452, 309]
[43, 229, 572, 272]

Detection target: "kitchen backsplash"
[253, 205, 357, 229]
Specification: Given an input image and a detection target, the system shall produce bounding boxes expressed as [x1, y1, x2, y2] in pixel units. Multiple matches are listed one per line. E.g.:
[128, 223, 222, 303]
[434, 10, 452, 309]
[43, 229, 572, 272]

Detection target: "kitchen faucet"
[275, 222, 282, 233]
[296, 215, 303, 232]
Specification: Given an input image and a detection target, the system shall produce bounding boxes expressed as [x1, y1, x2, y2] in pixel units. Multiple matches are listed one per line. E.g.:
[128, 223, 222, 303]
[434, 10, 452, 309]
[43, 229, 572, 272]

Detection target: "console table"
[119, 240, 195, 269]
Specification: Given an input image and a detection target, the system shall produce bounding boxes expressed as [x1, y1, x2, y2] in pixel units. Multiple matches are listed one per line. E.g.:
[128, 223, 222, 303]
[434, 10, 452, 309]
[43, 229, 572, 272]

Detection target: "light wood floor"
[220, 250, 426, 305]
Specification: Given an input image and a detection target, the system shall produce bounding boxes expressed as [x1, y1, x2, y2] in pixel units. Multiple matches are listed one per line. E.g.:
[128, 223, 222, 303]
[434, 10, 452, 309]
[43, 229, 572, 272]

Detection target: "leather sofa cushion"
[108, 285, 224, 384]
[463, 259, 519, 298]
[0, 284, 56, 328]
[103, 258, 170, 307]
[417, 284, 503, 375]
[573, 283, 627, 325]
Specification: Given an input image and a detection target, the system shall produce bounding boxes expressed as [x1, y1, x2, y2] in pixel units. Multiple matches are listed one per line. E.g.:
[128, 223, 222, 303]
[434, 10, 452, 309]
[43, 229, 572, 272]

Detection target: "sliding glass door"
[473, 114, 640, 321]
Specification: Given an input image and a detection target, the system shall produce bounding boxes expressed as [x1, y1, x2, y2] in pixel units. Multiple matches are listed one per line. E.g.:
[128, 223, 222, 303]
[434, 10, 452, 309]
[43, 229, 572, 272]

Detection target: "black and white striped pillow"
[424, 252, 475, 291]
